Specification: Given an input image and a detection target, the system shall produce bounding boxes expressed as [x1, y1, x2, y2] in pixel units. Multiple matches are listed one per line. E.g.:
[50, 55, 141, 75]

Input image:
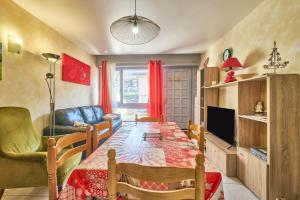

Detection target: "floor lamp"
[42, 53, 61, 136]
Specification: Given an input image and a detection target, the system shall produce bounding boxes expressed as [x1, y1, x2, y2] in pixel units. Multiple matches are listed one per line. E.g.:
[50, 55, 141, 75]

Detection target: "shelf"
[238, 115, 268, 123]
[204, 75, 267, 89]
[205, 80, 237, 88]
[200, 107, 204, 109]
[238, 147, 268, 163]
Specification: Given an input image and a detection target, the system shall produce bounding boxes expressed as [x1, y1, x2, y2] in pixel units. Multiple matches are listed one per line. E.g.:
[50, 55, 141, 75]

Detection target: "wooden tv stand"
[205, 132, 237, 177]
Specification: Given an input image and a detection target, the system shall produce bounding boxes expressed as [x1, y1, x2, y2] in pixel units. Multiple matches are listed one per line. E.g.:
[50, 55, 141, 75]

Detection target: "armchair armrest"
[1, 151, 47, 163]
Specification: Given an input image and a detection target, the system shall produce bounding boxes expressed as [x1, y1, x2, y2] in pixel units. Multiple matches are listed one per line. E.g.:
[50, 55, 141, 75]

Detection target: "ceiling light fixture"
[110, 0, 160, 45]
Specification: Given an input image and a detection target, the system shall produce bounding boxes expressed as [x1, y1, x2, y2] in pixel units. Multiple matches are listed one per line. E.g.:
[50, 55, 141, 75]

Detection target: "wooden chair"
[187, 120, 205, 152]
[92, 119, 113, 151]
[135, 114, 162, 122]
[107, 149, 205, 200]
[47, 126, 92, 200]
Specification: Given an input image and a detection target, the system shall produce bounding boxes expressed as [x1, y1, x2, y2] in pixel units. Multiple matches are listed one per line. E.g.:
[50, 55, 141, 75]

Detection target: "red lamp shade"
[221, 57, 243, 71]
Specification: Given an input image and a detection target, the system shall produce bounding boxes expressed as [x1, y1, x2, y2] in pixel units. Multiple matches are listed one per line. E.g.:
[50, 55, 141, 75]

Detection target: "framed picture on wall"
[62, 53, 90, 85]
[0, 42, 2, 80]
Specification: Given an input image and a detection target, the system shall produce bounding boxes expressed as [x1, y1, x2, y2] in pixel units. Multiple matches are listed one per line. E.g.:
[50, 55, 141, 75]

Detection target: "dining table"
[58, 121, 224, 200]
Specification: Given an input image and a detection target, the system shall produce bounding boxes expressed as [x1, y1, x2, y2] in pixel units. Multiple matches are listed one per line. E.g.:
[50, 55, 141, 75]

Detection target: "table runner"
[59, 122, 224, 200]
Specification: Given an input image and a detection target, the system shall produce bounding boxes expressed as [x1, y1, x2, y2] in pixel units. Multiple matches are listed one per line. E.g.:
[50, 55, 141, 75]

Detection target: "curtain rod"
[116, 62, 198, 66]
[97, 63, 198, 68]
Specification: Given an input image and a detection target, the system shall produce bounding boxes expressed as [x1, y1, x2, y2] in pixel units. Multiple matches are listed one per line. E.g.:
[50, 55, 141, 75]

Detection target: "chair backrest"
[92, 119, 112, 151]
[187, 120, 205, 152]
[135, 114, 162, 122]
[107, 149, 205, 200]
[0, 107, 42, 154]
[47, 127, 92, 200]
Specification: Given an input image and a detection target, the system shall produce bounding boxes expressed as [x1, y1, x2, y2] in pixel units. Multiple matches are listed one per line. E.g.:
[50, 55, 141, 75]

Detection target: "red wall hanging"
[62, 53, 91, 85]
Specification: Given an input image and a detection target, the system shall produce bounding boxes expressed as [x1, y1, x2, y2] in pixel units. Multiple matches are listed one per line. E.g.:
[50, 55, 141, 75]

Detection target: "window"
[122, 69, 148, 104]
[112, 67, 149, 121]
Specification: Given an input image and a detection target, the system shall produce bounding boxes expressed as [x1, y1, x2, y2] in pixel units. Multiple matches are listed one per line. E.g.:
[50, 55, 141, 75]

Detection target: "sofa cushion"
[91, 105, 105, 122]
[79, 106, 97, 124]
[55, 108, 84, 126]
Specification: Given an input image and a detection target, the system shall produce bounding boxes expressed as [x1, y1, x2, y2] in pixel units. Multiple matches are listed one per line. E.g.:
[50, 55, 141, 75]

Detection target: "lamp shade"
[42, 53, 61, 62]
[221, 57, 243, 71]
[110, 15, 160, 45]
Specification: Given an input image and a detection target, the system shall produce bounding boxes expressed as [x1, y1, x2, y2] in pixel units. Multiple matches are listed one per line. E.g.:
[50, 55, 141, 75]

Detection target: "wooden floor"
[1, 174, 259, 200]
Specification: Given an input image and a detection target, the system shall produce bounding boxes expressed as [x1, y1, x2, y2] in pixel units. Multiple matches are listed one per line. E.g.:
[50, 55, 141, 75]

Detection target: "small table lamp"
[221, 57, 243, 83]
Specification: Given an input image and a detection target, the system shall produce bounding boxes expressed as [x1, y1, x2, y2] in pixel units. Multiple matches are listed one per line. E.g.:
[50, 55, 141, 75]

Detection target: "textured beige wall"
[196, 0, 300, 112]
[194, 64, 201, 124]
[0, 0, 98, 134]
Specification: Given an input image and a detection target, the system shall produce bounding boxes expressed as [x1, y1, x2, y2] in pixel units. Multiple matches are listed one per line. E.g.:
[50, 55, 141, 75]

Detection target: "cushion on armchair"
[0, 107, 42, 155]
[56, 148, 82, 185]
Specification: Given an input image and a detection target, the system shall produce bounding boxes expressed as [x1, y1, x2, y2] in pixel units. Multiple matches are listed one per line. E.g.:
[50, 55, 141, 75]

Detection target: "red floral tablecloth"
[59, 122, 224, 200]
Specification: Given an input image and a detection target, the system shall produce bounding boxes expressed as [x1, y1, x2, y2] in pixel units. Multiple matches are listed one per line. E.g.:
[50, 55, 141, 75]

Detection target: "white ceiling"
[13, 0, 262, 55]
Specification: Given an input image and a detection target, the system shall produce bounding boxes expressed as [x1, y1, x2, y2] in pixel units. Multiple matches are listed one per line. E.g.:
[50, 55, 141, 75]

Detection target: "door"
[248, 154, 268, 200]
[164, 66, 196, 129]
[237, 148, 253, 187]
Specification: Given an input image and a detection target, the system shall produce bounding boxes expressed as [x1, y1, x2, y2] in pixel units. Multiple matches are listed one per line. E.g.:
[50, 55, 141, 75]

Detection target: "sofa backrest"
[0, 107, 42, 154]
[54, 106, 105, 126]
[91, 105, 105, 122]
[79, 106, 97, 124]
[55, 107, 84, 126]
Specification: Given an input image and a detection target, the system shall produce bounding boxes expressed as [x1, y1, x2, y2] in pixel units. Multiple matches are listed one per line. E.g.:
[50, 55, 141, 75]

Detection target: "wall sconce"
[8, 34, 22, 54]
[0, 42, 2, 81]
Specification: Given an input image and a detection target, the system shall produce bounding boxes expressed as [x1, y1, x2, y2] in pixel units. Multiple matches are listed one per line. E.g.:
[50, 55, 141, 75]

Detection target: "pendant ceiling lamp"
[110, 0, 160, 45]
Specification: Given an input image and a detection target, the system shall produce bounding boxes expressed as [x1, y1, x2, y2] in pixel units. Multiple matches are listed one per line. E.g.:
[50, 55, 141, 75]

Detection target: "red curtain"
[148, 60, 165, 119]
[100, 60, 112, 113]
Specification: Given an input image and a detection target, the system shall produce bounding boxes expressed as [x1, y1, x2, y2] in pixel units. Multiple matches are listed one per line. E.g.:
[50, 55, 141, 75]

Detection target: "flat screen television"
[207, 106, 235, 146]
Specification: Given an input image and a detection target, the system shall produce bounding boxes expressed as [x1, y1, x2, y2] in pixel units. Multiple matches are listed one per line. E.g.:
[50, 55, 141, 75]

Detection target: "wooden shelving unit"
[204, 74, 300, 200]
[199, 67, 219, 125]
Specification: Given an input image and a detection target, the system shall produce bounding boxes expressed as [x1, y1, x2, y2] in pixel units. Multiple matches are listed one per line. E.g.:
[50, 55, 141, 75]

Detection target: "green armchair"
[0, 107, 82, 196]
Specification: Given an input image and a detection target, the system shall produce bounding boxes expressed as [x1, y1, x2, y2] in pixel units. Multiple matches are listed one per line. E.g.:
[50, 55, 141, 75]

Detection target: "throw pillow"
[73, 121, 89, 127]
[102, 113, 119, 120]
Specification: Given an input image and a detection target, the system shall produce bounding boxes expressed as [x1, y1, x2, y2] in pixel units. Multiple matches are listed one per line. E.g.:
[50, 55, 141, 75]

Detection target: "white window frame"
[116, 66, 148, 109]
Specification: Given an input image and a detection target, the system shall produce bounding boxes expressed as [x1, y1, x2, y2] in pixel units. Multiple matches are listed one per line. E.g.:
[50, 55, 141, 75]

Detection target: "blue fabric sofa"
[43, 105, 122, 136]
